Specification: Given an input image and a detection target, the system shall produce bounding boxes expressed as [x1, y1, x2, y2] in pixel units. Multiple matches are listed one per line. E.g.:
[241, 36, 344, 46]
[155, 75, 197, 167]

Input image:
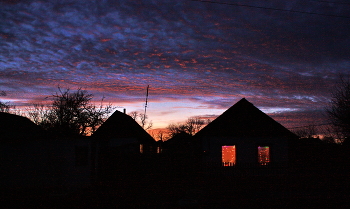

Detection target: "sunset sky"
[1, 0, 349, 131]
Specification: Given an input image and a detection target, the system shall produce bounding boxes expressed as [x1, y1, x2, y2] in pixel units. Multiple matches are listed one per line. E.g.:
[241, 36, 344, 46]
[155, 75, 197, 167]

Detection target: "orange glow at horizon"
[222, 145, 236, 166]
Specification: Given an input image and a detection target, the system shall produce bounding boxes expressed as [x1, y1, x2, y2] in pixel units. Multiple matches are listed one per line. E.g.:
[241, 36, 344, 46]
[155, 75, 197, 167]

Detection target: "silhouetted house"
[195, 98, 298, 170]
[92, 110, 156, 178]
[163, 132, 200, 157]
[163, 132, 193, 159]
[93, 110, 156, 153]
[164, 132, 193, 150]
[162, 132, 201, 171]
[0, 112, 45, 142]
[1, 112, 93, 193]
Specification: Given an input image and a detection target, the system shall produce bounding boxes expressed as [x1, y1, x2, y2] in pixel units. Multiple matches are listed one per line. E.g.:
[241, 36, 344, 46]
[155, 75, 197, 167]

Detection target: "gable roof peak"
[92, 110, 155, 143]
[237, 97, 251, 104]
[195, 98, 297, 138]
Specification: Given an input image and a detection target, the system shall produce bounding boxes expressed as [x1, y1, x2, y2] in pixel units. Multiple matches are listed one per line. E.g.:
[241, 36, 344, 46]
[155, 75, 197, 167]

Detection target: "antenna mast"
[142, 85, 149, 126]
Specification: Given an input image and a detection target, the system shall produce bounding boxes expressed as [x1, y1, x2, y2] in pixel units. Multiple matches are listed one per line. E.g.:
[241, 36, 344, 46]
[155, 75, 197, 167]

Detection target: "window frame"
[221, 145, 236, 167]
[257, 145, 271, 166]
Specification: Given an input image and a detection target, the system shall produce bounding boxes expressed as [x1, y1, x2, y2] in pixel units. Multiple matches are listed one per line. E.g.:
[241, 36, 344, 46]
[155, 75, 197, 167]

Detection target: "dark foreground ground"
[2, 160, 350, 209]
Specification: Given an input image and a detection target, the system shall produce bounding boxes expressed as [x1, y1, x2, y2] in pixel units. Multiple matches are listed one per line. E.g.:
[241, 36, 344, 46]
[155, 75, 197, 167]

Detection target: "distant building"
[195, 98, 298, 170]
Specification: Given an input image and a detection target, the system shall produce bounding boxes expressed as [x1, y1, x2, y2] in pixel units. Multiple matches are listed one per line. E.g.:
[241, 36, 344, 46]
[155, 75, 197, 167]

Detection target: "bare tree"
[76, 96, 115, 135]
[156, 130, 166, 142]
[139, 113, 153, 130]
[186, 117, 208, 136]
[0, 101, 11, 113]
[292, 125, 317, 139]
[0, 91, 15, 113]
[326, 76, 350, 142]
[28, 87, 114, 136]
[128, 111, 153, 130]
[129, 111, 138, 120]
[166, 117, 210, 138]
[166, 123, 188, 139]
[26, 104, 49, 125]
[148, 129, 167, 141]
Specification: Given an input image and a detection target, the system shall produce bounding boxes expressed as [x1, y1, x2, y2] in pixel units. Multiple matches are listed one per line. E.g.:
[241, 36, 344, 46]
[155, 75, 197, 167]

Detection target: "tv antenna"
[142, 85, 150, 129]
[144, 85, 149, 116]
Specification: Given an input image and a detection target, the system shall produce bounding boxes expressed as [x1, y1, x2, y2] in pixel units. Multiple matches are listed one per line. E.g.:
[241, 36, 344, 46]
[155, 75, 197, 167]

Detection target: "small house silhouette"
[92, 110, 156, 179]
[0, 112, 44, 141]
[93, 110, 155, 144]
[1, 112, 92, 193]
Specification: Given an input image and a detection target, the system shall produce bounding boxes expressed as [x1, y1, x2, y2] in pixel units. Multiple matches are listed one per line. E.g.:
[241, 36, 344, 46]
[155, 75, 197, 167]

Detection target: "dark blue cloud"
[1, 0, 349, 128]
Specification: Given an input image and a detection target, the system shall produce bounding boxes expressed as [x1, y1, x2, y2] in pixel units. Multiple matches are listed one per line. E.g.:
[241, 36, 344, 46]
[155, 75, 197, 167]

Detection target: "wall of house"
[202, 136, 289, 168]
[1, 138, 92, 192]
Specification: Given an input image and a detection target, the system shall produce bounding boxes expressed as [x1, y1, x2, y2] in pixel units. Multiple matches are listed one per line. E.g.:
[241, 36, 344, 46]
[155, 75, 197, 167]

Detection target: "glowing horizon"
[1, 0, 348, 132]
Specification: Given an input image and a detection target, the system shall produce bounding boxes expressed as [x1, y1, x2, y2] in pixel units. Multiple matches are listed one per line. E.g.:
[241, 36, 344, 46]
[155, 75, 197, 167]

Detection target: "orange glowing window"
[222, 145, 236, 166]
[140, 144, 144, 154]
[258, 146, 270, 166]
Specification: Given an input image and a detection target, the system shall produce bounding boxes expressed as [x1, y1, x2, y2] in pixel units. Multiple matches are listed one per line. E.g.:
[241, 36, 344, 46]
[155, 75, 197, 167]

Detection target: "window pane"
[222, 145, 236, 166]
[258, 146, 270, 166]
[156, 146, 161, 154]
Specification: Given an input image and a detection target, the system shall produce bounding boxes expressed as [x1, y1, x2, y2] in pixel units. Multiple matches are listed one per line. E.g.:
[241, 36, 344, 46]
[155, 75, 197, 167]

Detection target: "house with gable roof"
[1, 112, 93, 193]
[92, 109, 157, 179]
[195, 98, 298, 169]
[0, 112, 45, 142]
[93, 109, 155, 152]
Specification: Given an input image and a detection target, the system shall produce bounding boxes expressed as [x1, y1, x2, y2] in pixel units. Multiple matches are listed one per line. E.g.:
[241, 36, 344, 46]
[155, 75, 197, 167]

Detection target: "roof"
[195, 98, 297, 139]
[0, 112, 44, 141]
[165, 132, 193, 145]
[92, 110, 155, 143]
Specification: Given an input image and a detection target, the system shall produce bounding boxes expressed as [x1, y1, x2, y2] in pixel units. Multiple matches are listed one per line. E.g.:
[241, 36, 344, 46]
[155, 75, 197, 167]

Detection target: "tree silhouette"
[326, 76, 350, 143]
[0, 101, 11, 113]
[292, 125, 317, 139]
[0, 91, 13, 113]
[128, 111, 153, 130]
[28, 87, 114, 136]
[166, 117, 210, 139]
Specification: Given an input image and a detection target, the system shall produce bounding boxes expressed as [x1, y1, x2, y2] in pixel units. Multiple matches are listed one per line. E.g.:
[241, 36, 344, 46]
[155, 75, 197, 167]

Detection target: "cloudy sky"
[1, 0, 349, 131]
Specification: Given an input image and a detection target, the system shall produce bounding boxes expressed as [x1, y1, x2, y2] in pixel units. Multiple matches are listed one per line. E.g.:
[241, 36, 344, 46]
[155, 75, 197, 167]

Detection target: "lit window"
[140, 144, 144, 154]
[222, 145, 236, 166]
[258, 146, 270, 166]
[156, 146, 161, 154]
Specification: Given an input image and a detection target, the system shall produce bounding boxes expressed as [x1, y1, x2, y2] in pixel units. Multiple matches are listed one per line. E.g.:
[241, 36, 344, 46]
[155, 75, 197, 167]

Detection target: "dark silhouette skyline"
[2, 96, 350, 208]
